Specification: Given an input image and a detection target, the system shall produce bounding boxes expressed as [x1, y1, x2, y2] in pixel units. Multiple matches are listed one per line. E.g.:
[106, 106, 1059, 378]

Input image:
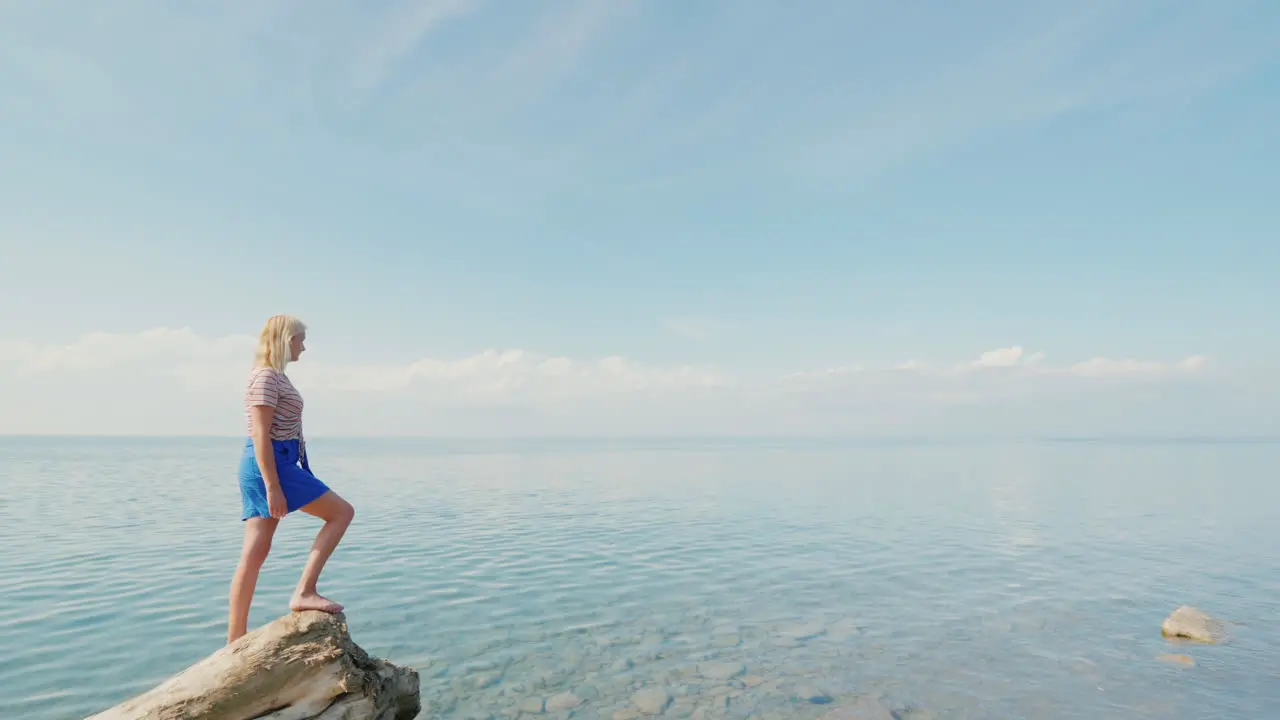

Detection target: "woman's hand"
[266, 484, 288, 519]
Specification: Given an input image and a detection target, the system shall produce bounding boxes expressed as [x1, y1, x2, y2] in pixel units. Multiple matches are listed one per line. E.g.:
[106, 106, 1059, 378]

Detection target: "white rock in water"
[1161, 606, 1226, 644]
[547, 692, 582, 711]
[631, 687, 671, 715]
[697, 661, 746, 680]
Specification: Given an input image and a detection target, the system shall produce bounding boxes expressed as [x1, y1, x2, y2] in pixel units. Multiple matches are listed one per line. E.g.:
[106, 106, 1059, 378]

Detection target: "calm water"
[1, 437, 1277, 719]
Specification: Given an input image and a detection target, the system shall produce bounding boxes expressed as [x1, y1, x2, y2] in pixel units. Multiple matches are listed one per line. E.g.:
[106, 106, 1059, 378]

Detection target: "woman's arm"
[250, 404, 287, 518]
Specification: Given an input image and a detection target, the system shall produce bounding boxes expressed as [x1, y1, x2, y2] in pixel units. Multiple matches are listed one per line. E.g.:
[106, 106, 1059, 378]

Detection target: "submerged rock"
[818, 697, 894, 720]
[1157, 653, 1196, 667]
[547, 692, 583, 711]
[793, 684, 833, 704]
[519, 697, 547, 714]
[827, 618, 861, 639]
[711, 633, 741, 648]
[631, 687, 671, 715]
[697, 661, 747, 680]
[1161, 606, 1226, 644]
[778, 621, 827, 641]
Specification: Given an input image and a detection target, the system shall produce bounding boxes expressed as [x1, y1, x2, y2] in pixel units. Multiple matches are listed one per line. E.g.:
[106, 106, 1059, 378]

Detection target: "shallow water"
[1, 437, 1277, 719]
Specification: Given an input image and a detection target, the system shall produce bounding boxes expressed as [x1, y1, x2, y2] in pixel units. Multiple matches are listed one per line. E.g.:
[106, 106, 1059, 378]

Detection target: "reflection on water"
[1, 437, 1278, 719]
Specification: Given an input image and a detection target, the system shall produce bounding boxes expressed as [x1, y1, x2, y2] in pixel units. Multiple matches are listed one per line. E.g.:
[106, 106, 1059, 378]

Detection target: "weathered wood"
[87, 612, 420, 720]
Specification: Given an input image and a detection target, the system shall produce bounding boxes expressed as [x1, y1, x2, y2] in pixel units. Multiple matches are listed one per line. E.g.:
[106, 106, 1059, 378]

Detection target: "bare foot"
[290, 592, 344, 614]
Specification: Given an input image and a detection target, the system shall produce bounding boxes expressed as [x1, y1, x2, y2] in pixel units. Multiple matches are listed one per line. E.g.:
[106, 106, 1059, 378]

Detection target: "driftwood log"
[87, 611, 421, 720]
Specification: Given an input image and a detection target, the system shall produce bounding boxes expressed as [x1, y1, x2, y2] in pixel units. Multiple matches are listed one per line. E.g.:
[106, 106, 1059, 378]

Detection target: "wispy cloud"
[5, 1, 1269, 206]
[346, 0, 481, 93]
[492, 0, 639, 105]
[786, 345, 1207, 384]
[781, 1, 1280, 188]
[1064, 354, 1208, 378]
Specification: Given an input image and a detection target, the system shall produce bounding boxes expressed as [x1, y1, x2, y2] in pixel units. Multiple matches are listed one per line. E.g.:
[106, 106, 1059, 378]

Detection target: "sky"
[1, 0, 1277, 437]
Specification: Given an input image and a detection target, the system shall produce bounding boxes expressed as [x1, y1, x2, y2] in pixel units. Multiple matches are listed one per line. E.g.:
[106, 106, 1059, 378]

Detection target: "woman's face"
[290, 331, 307, 362]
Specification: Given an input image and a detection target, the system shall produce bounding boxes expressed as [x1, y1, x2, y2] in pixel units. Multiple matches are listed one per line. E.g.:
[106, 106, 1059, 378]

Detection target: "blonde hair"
[254, 314, 307, 373]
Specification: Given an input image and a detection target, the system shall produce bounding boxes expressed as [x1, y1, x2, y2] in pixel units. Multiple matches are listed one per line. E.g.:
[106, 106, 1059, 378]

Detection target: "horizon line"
[1, 433, 1276, 445]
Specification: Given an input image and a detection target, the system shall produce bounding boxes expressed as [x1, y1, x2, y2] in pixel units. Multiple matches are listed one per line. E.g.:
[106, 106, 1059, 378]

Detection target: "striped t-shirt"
[244, 367, 305, 449]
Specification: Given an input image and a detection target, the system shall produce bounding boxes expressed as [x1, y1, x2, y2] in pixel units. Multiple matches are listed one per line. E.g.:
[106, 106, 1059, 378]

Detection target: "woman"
[227, 314, 355, 644]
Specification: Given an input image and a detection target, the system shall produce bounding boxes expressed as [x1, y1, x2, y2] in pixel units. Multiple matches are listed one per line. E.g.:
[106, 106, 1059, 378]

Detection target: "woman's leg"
[228, 516, 279, 643]
[290, 490, 355, 613]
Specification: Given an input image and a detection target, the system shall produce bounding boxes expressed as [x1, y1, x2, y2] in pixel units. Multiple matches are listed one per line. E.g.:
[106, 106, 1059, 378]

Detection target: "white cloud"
[0, 328, 252, 373]
[296, 349, 730, 398]
[0, 330, 1242, 437]
[941, 346, 1204, 378]
[1056, 354, 1209, 378]
[971, 346, 1025, 369]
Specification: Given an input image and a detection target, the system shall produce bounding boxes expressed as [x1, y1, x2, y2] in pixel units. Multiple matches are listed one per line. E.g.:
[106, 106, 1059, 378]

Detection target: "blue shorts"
[238, 438, 331, 520]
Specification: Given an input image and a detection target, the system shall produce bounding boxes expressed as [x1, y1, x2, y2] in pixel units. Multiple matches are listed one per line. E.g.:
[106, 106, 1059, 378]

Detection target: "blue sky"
[1, 1, 1277, 436]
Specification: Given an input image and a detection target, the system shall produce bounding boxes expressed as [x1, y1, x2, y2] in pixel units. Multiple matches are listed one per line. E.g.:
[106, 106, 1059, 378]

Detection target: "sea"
[1, 436, 1277, 719]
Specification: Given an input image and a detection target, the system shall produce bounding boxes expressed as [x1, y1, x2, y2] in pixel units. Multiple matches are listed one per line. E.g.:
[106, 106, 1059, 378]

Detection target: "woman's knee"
[241, 536, 273, 566]
[245, 545, 271, 567]
[240, 517, 277, 566]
